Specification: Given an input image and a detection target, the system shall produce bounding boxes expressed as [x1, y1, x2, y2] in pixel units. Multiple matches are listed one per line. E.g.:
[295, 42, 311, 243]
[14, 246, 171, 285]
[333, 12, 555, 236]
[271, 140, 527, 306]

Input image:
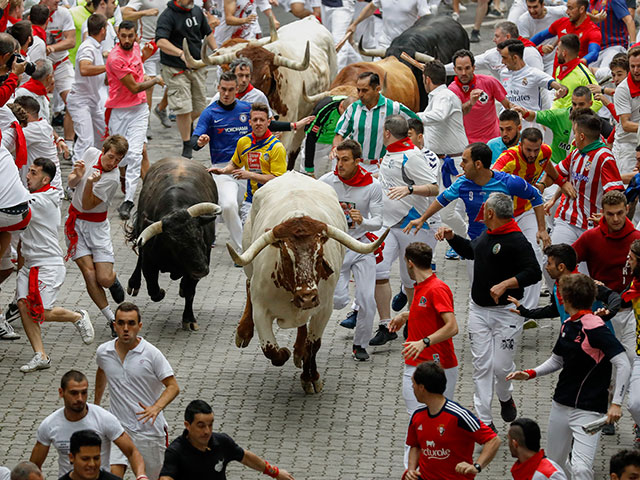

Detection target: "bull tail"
[124, 214, 141, 254]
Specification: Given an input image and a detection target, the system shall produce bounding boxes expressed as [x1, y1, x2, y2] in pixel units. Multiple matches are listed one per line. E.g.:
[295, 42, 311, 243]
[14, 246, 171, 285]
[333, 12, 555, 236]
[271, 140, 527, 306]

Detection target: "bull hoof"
[127, 286, 139, 296]
[263, 346, 291, 367]
[150, 289, 165, 302]
[301, 378, 323, 394]
[293, 353, 303, 369]
[235, 330, 252, 348]
[182, 321, 199, 331]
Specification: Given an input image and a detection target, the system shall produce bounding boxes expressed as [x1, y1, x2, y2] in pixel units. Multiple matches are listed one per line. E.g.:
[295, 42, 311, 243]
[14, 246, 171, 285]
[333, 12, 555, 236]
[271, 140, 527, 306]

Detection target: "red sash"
[102, 108, 112, 139]
[26, 266, 45, 323]
[64, 204, 108, 261]
[10, 121, 27, 169]
[627, 72, 640, 98]
[487, 218, 521, 235]
[237, 83, 254, 98]
[454, 74, 476, 94]
[0, 207, 31, 232]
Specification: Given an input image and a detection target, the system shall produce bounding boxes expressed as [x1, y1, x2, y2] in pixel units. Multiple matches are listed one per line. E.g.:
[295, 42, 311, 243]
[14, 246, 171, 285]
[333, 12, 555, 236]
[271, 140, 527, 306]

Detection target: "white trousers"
[627, 356, 640, 425]
[321, 0, 362, 70]
[110, 428, 167, 480]
[67, 97, 105, 161]
[213, 173, 244, 251]
[516, 209, 542, 309]
[551, 219, 588, 274]
[547, 401, 602, 480]
[613, 140, 637, 176]
[468, 301, 523, 424]
[108, 103, 149, 203]
[592, 45, 627, 80]
[611, 309, 636, 365]
[334, 248, 376, 348]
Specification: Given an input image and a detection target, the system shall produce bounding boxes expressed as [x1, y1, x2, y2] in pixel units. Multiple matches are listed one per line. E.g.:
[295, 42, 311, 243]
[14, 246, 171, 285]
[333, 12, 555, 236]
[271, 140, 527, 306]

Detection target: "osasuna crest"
[419, 296, 428, 307]
[492, 243, 501, 254]
[215, 459, 224, 472]
[438, 424, 446, 436]
[239, 113, 248, 123]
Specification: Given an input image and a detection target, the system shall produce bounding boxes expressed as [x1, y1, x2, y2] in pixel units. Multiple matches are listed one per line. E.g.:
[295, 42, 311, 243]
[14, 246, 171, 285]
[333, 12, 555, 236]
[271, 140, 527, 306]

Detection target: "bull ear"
[317, 257, 333, 280]
[196, 215, 216, 226]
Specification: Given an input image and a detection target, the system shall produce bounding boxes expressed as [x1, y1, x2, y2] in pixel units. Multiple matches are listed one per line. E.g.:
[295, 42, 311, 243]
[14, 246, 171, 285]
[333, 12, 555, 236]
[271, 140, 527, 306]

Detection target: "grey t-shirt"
[126, 0, 167, 41]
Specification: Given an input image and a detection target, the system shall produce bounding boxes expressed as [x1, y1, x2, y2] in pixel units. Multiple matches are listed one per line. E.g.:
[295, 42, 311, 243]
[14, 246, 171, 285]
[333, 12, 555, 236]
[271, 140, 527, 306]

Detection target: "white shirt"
[418, 84, 468, 154]
[614, 78, 640, 146]
[0, 467, 10, 480]
[210, 84, 272, 115]
[126, 0, 167, 42]
[36, 404, 125, 477]
[215, 0, 260, 45]
[371, 0, 430, 49]
[500, 64, 554, 111]
[0, 105, 18, 153]
[13, 86, 50, 121]
[70, 36, 105, 102]
[71, 147, 120, 214]
[517, 6, 567, 74]
[96, 337, 174, 436]
[22, 119, 63, 192]
[0, 146, 30, 209]
[447, 46, 545, 78]
[21, 187, 64, 267]
[46, 7, 75, 63]
[81, 20, 117, 55]
[27, 35, 47, 64]
[318, 171, 384, 239]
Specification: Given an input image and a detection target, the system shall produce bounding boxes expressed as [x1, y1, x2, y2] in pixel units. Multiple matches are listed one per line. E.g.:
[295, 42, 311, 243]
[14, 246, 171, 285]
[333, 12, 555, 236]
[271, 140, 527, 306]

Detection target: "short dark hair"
[413, 361, 447, 395]
[13, 95, 39, 116]
[91, 0, 104, 10]
[496, 21, 519, 38]
[185, 399, 213, 423]
[452, 49, 474, 67]
[510, 418, 541, 452]
[525, 0, 544, 4]
[118, 20, 136, 32]
[497, 39, 524, 58]
[250, 102, 269, 117]
[405, 242, 433, 270]
[610, 449, 640, 477]
[572, 85, 592, 100]
[610, 54, 629, 72]
[33, 157, 56, 182]
[61, 370, 88, 390]
[0, 32, 18, 56]
[573, 113, 602, 141]
[543, 244, 577, 272]
[87, 13, 107, 36]
[576, 0, 589, 9]
[219, 71, 237, 84]
[602, 190, 628, 207]
[422, 59, 446, 86]
[559, 273, 596, 310]
[29, 4, 49, 26]
[384, 114, 409, 139]
[70, 430, 102, 455]
[499, 109, 520, 124]
[629, 46, 640, 59]
[357, 71, 380, 87]
[8, 21, 32, 47]
[520, 127, 542, 143]
[407, 118, 424, 135]
[336, 138, 362, 160]
[569, 106, 594, 122]
[467, 142, 492, 169]
[559, 34, 580, 56]
[115, 302, 141, 322]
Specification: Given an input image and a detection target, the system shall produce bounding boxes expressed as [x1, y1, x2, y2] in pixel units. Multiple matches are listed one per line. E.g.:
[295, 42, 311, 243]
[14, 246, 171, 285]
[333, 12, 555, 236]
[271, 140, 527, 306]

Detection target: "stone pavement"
[0, 6, 635, 479]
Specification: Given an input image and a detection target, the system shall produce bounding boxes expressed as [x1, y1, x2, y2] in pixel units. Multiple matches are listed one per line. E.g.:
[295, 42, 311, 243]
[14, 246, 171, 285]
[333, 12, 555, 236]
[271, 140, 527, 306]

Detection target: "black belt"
[0, 202, 28, 216]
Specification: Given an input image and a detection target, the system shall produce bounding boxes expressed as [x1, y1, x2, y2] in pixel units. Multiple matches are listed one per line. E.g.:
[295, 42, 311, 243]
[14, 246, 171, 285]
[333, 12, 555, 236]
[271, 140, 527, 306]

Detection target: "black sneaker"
[118, 201, 134, 220]
[369, 324, 398, 346]
[109, 278, 125, 304]
[469, 29, 481, 43]
[500, 397, 518, 422]
[392, 290, 408, 312]
[108, 319, 117, 338]
[602, 423, 616, 435]
[182, 141, 193, 159]
[486, 7, 503, 17]
[352, 345, 370, 361]
[4, 302, 20, 323]
[52, 113, 64, 127]
[340, 310, 357, 329]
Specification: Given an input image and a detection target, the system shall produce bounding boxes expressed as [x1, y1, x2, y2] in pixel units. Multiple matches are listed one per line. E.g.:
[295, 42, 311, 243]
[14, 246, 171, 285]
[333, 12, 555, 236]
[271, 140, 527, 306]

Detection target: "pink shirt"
[105, 43, 146, 109]
[448, 74, 507, 144]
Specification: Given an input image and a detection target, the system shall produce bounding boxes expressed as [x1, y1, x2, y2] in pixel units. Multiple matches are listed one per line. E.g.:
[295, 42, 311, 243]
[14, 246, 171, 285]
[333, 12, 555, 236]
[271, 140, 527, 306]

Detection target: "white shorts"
[67, 219, 115, 263]
[143, 49, 161, 77]
[16, 264, 65, 309]
[53, 59, 74, 95]
[110, 428, 168, 480]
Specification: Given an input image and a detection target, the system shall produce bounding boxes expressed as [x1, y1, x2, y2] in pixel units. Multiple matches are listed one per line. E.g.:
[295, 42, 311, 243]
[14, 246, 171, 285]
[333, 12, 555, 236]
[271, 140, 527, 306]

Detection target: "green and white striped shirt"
[335, 94, 419, 162]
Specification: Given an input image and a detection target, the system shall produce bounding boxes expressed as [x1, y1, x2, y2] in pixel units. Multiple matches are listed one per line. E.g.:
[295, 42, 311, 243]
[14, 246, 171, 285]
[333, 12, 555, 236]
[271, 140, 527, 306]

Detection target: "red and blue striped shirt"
[591, 0, 631, 48]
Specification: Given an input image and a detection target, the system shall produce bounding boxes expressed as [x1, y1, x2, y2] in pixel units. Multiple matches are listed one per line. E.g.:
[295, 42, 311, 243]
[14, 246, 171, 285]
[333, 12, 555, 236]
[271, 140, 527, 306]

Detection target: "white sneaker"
[452, 11, 460, 21]
[0, 317, 19, 340]
[459, 3, 467, 11]
[20, 352, 51, 373]
[74, 310, 94, 345]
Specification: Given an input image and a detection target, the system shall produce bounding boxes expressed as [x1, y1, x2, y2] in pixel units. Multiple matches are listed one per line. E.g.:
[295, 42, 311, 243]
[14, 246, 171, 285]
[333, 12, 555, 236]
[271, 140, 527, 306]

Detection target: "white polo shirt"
[71, 147, 120, 214]
[70, 36, 105, 102]
[27, 35, 47, 64]
[125, 0, 166, 42]
[96, 337, 174, 436]
[371, 0, 430, 49]
[614, 77, 640, 146]
[418, 84, 468, 155]
[517, 6, 567, 74]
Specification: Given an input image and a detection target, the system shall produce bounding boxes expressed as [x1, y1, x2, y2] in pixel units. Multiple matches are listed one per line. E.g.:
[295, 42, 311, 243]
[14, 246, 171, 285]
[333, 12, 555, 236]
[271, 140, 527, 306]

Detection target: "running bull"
[126, 158, 221, 330]
[228, 172, 388, 393]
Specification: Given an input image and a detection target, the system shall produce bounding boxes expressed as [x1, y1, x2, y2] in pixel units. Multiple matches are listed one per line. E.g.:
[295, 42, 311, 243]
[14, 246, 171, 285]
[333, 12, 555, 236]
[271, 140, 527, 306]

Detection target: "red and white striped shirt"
[555, 142, 623, 230]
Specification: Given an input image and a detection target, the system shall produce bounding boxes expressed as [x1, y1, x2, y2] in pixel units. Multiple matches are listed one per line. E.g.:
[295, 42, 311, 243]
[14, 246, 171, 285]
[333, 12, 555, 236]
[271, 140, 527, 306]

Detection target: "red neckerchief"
[487, 218, 521, 235]
[33, 184, 56, 193]
[386, 137, 416, 153]
[622, 279, 640, 302]
[237, 83, 254, 99]
[0, 5, 10, 32]
[627, 72, 640, 98]
[21, 78, 49, 100]
[454, 74, 476, 94]
[511, 450, 546, 480]
[173, 0, 191, 11]
[251, 129, 272, 143]
[19, 49, 27, 56]
[568, 309, 594, 322]
[555, 58, 582, 80]
[32, 24, 46, 41]
[26, 266, 45, 323]
[9, 16, 21, 24]
[10, 121, 27, 169]
[334, 165, 373, 187]
[518, 36, 535, 48]
[93, 154, 104, 172]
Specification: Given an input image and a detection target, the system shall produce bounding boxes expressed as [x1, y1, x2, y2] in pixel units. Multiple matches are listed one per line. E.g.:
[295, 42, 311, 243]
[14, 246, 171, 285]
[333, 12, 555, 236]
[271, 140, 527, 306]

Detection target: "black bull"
[126, 158, 219, 329]
[386, 16, 469, 111]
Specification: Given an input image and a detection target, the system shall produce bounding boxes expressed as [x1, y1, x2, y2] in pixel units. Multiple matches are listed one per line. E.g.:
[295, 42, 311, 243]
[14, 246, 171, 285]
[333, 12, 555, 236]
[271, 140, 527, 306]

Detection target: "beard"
[503, 135, 518, 147]
[120, 42, 133, 50]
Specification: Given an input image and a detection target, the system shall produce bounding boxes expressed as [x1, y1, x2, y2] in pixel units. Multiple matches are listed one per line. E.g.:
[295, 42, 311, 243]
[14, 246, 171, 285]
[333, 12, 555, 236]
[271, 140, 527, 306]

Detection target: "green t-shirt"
[536, 107, 572, 164]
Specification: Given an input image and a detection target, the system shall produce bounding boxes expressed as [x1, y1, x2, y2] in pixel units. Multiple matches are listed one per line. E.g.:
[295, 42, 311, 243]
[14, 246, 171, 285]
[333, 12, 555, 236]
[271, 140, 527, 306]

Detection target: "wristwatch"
[422, 337, 430, 347]
[474, 463, 483, 473]
[407, 184, 414, 195]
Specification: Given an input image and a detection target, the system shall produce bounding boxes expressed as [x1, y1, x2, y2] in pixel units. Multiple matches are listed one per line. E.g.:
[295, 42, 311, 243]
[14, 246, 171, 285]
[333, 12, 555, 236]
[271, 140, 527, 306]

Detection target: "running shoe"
[500, 397, 518, 422]
[20, 352, 51, 373]
[74, 310, 94, 344]
[352, 345, 370, 361]
[369, 324, 398, 346]
[340, 310, 358, 329]
[109, 278, 125, 304]
[4, 302, 19, 323]
[0, 317, 19, 340]
[445, 247, 460, 260]
[154, 105, 172, 128]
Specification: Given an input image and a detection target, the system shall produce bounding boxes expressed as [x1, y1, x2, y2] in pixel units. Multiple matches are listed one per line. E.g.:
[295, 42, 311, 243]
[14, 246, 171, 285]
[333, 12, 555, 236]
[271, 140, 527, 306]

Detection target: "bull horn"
[187, 202, 222, 217]
[302, 81, 331, 103]
[226, 230, 276, 266]
[268, 12, 278, 42]
[358, 36, 386, 58]
[272, 41, 310, 70]
[200, 42, 217, 66]
[137, 221, 163, 247]
[182, 38, 205, 69]
[326, 225, 390, 254]
[202, 50, 238, 66]
[414, 52, 435, 63]
[247, 36, 274, 47]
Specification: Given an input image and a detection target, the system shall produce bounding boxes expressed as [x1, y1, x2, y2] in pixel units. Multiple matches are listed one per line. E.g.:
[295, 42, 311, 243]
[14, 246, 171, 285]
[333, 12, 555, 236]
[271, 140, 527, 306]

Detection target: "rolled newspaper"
[582, 416, 611, 435]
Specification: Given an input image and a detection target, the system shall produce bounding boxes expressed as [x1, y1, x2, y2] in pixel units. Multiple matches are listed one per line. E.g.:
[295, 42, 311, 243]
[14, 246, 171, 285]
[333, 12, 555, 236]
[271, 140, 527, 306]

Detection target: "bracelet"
[524, 369, 537, 379]
[292, 122, 297, 130]
[263, 461, 279, 478]
[522, 110, 532, 120]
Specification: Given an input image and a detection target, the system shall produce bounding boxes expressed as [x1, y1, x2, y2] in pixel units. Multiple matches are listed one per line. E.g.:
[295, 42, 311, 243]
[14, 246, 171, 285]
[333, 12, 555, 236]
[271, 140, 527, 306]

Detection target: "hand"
[588, 212, 603, 224]
[511, 104, 528, 117]
[404, 470, 420, 480]
[403, 218, 425, 234]
[142, 42, 155, 58]
[434, 226, 454, 241]
[489, 281, 508, 304]
[388, 313, 408, 333]
[402, 340, 426, 361]
[72, 159, 86, 177]
[455, 462, 479, 475]
[269, 0, 279, 5]
[11, 58, 26, 76]
[387, 186, 411, 200]
[146, 7, 159, 15]
[469, 89, 483, 106]
[206, 12, 221, 28]
[346, 23, 357, 36]
[154, 77, 165, 87]
[295, 115, 315, 129]
[591, 9, 607, 22]
[208, 167, 224, 174]
[506, 370, 531, 381]
[271, 16, 281, 29]
[543, 199, 555, 216]
[198, 134, 210, 147]
[276, 469, 294, 480]
[560, 181, 577, 199]
[541, 44, 554, 55]
[57, 139, 70, 159]
[245, 13, 257, 23]
[46, 45, 55, 56]
[554, 85, 569, 100]
[594, 307, 610, 318]
[507, 295, 522, 315]
[594, 92, 610, 105]
[349, 209, 363, 225]
[232, 169, 252, 180]
[87, 170, 102, 184]
[606, 403, 622, 424]
[537, 228, 551, 248]
[329, 146, 338, 160]
[587, 84, 602, 94]
[136, 402, 162, 424]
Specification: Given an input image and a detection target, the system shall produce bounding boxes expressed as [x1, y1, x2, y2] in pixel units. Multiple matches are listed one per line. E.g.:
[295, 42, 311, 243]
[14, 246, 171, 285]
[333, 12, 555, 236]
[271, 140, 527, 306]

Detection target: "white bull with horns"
[227, 172, 388, 393]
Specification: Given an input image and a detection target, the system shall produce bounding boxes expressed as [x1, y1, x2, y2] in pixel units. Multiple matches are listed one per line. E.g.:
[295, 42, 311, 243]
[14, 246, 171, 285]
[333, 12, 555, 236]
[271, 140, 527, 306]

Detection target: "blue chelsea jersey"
[193, 100, 252, 165]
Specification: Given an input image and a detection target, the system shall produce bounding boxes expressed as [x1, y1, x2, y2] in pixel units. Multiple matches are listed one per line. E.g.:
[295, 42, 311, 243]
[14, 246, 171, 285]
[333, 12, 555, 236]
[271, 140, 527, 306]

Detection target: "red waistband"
[68, 204, 108, 222]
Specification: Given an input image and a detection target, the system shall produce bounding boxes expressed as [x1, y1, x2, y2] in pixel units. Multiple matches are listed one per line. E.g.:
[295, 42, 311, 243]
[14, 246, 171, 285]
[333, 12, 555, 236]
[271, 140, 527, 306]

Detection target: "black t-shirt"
[159, 430, 245, 480]
[59, 470, 122, 480]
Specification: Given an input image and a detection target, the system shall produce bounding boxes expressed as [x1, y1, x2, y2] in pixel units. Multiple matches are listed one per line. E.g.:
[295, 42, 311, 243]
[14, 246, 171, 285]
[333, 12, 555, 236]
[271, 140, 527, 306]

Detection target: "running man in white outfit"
[319, 139, 383, 362]
[96, 302, 179, 480]
[517, 0, 567, 75]
[17, 158, 94, 373]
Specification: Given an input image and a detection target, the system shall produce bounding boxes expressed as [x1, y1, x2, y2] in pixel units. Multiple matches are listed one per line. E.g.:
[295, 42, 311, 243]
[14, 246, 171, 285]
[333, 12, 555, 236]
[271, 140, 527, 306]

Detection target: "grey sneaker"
[352, 345, 370, 361]
[20, 352, 51, 373]
[154, 105, 172, 128]
[0, 318, 19, 340]
[74, 310, 94, 344]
